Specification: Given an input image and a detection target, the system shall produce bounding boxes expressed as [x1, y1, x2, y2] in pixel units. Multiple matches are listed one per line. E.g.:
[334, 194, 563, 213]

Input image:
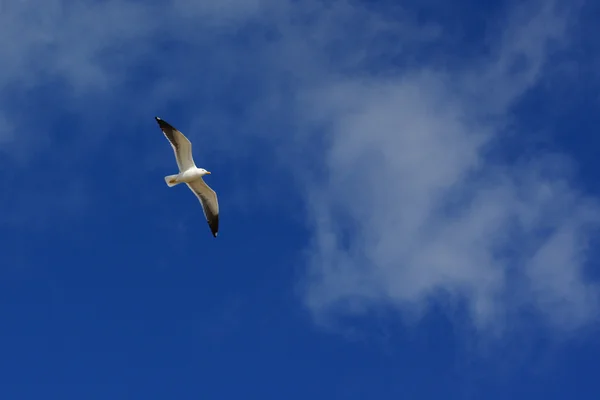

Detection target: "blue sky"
[1, 0, 600, 398]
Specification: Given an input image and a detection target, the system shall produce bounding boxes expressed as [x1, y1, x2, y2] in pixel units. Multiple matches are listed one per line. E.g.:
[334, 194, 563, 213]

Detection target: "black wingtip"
[209, 219, 219, 238]
[155, 116, 170, 130]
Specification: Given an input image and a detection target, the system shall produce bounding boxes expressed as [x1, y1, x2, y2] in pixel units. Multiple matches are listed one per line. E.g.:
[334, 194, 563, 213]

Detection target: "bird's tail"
[164, 174, 181, 187]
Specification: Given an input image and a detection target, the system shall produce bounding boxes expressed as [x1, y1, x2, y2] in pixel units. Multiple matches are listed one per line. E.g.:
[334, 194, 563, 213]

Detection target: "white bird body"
[169, 167, 207, 184]
[155, 117, 220, 237]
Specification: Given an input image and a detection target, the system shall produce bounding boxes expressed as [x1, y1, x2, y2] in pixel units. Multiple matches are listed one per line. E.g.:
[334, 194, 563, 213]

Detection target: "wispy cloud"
[296, 1, 600, 336]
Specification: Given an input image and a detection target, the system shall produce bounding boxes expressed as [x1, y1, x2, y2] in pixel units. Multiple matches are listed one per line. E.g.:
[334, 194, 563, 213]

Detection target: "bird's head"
[199, 168, 211, 176]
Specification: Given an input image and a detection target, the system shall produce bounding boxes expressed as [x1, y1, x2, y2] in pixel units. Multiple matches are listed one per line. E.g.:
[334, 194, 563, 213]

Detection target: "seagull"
[155, 116, 219, 237]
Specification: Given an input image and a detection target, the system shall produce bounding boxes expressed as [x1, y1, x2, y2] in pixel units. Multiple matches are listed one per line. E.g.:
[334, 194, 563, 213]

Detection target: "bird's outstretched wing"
[155, 117, 195, 171]
[187, 179, 219, 237]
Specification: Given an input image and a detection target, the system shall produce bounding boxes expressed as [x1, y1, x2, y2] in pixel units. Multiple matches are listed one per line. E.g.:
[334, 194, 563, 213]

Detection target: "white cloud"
[296, 1, 600, 335]
[0, 0, 266, 84]
[0, 0, 270, 151]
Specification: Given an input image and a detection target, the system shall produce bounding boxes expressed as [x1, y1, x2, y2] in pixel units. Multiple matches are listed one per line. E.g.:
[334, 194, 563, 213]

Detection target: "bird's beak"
[205, 171, 211, 174]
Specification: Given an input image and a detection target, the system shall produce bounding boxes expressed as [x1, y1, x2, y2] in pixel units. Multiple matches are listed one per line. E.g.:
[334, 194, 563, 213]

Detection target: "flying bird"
[155, 116, 219, 237]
